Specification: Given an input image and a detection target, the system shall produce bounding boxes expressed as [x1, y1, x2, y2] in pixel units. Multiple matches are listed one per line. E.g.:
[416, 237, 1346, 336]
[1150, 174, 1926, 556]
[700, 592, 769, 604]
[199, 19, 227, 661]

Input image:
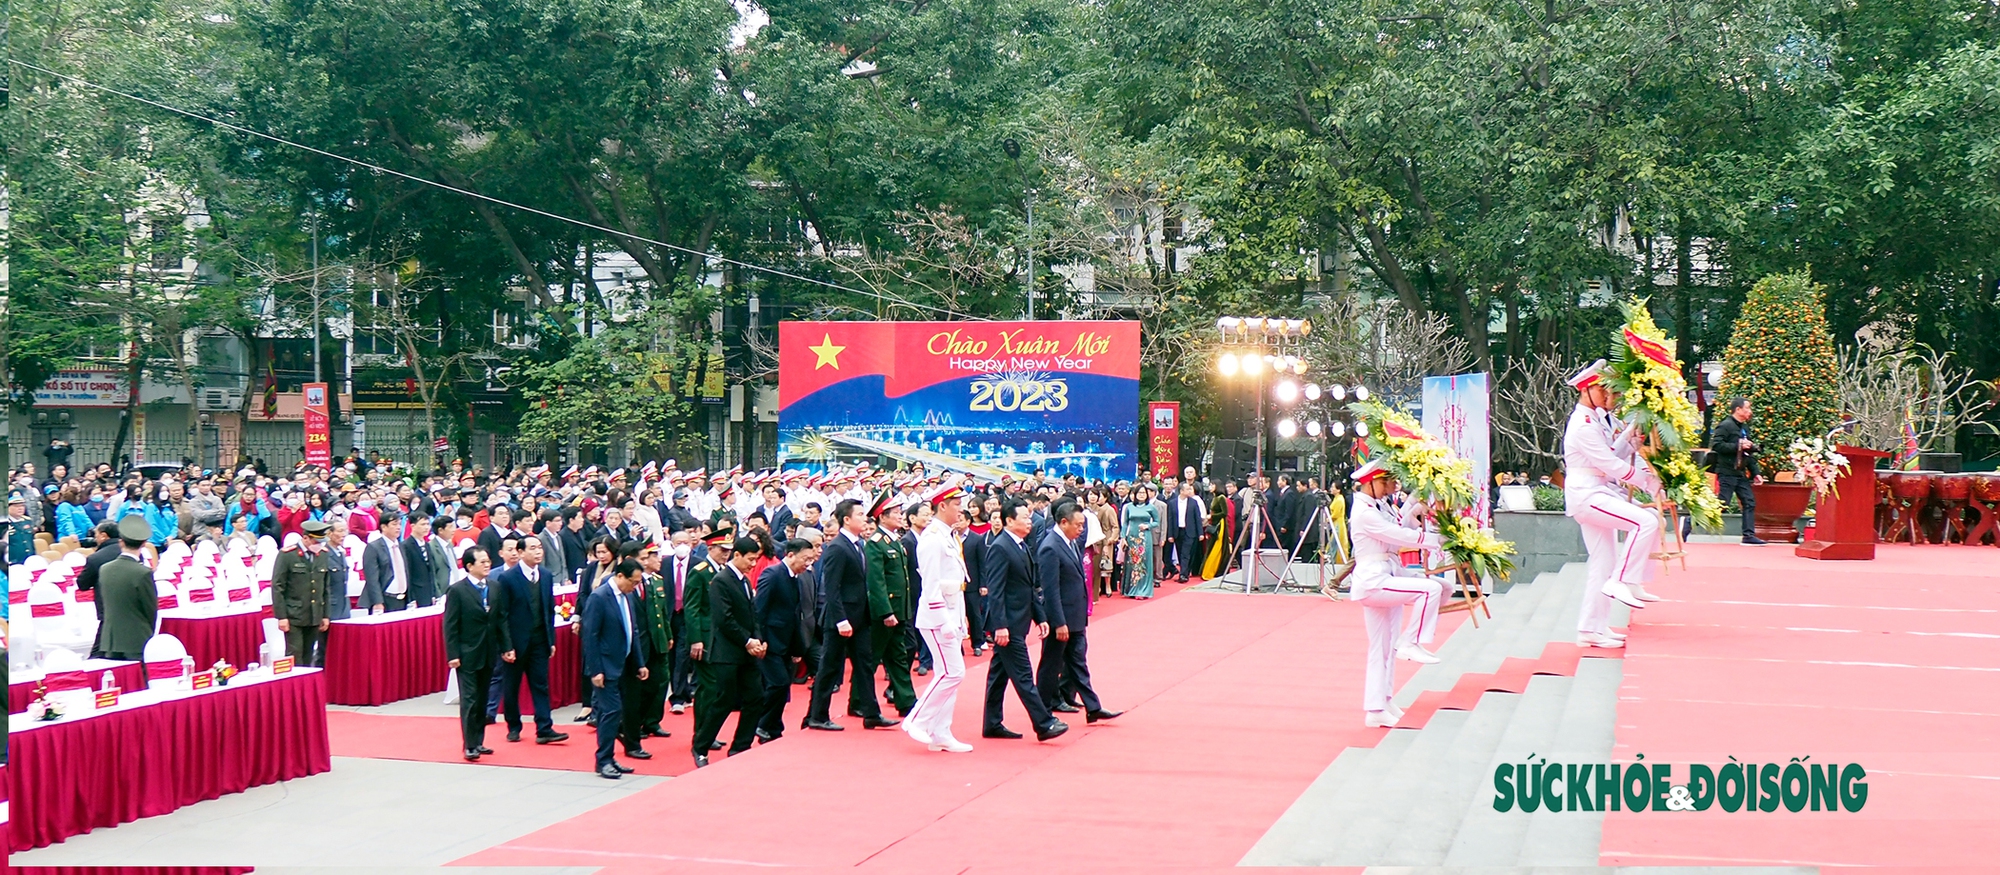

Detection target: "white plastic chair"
[143, 633, 192, 690]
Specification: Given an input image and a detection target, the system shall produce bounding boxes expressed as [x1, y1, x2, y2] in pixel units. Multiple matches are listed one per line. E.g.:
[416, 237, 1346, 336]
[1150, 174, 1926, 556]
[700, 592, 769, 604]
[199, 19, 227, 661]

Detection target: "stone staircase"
[1237, 562, 1773, 869]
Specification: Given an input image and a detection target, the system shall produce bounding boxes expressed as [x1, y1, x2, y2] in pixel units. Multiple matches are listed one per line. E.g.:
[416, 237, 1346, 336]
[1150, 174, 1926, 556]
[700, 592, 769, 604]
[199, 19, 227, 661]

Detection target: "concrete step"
[1374, 689, 1525, 864]
[1327, 706, 1477, 863]
[1516, 656, 1627, 865]
[1238, 725, 1420, 865]
[1394, 563, 1571, 708]
[1440, 672, 1576, 866]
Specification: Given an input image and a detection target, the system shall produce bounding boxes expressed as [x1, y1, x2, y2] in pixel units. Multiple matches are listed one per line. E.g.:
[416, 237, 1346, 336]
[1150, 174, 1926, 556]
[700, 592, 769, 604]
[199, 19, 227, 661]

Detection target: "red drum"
[1971, 474, 2000, 504]
[1890, 472, 1934, 500]
[1934, 474, 1972, 502]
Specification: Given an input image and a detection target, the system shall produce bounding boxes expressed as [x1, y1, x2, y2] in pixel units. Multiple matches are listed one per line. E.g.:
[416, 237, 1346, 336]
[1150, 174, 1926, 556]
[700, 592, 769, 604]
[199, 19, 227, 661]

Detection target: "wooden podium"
[1797, 446, 1891, 560]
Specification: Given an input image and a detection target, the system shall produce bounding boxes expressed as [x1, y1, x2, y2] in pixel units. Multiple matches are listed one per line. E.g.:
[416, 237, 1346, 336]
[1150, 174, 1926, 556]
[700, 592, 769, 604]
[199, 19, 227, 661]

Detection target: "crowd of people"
[5, 453, 1365, 772]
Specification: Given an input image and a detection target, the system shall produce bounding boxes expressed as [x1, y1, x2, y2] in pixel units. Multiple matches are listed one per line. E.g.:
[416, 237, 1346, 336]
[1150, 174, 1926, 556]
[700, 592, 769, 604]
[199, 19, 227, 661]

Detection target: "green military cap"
[301, 519, 331, 537]
[117, 515, 153, 542]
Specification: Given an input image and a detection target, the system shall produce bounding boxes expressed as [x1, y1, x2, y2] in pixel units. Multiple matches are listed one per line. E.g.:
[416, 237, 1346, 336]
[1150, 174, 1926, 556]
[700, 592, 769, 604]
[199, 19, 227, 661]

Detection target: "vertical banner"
[303, 382, 332, 469]
[133, 410, 147, 462]
[1422, 373, 1491, 524]
[778, 321, 1140, 481]
[1147, 401, 1180, 477]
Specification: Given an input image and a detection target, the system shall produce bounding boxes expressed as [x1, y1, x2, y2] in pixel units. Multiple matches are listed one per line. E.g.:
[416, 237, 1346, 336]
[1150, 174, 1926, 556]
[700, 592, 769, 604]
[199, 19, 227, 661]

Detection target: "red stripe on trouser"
[908, 629, 949, 722]
[1380, 585, 1436, 643]
[1588, 502, 1650, 583]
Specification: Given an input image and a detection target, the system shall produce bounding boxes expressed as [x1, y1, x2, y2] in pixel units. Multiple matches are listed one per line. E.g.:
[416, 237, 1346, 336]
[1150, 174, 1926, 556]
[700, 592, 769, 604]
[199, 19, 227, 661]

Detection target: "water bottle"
[102, 670, 117, 692]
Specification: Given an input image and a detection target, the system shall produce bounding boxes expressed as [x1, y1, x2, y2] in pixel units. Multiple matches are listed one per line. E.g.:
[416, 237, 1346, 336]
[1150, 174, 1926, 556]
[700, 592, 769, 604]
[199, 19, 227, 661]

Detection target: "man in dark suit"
[804, 499, 899, 731]
[1036, 502, 1120, 723]
[755, 538, 816, 741]
[581, 557, 650, 779]
[360, 522, 408, 613]
[490, 536, 569, 746]
[76, 520, 122, 658]
[690, 536, 768, 766]
[402, 515, 440, 607]
[981, 500, 1068, 742]
[476, 505, 516, 560]
[444, 546, 506, 761]
[1165, 481, 1206, 583]
[1709, 397, 1767, 544]
[1269, 474, 1296, 550]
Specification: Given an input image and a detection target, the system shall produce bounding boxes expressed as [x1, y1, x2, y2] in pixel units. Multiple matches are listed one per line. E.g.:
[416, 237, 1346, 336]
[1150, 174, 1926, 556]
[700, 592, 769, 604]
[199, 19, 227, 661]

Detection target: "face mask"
[455, 518, 473, 529]
[672, 543, 691, 559]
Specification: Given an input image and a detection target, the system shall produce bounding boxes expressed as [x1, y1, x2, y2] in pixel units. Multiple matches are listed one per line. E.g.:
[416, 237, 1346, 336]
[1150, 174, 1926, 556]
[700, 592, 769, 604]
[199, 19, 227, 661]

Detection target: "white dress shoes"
[904, 725, 936, 746]
[929, 737, 974, 753]
[1629, 582, 1662, 602]
[1602, 580, 1648, 609]
[1364, 710, 1399, 728]
[1576, 632, 1626, 649]
[1395, 644, 1441, 664]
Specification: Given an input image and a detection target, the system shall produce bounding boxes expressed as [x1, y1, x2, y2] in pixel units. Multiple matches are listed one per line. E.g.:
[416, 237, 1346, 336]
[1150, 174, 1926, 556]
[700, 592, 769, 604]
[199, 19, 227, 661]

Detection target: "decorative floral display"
[1349, 400, 1517, 581]
[1604, 299, 1725, 532]
[1788, 437, 1851, 498]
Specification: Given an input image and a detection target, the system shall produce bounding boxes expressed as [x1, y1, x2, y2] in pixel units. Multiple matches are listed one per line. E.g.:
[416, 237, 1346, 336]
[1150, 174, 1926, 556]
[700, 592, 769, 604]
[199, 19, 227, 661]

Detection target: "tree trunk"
[1675, 216, 1696, 383]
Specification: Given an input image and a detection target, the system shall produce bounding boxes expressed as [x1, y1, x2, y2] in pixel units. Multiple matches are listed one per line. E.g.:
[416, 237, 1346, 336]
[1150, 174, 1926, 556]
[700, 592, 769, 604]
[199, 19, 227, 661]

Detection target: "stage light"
[1305, 420, 1322, 437]
[1303, 383, 1321, 401]
[1299, 319, 1312, 336]
[1218, 352, 1239, 376]
[1285, 319, 1305, 336]
[1356, 420, 1369, 437]
[1329, 421, 1346, 438]
[1354, 385, 1371, 401]
[1242, 353, 1262, 375]
[1707, 370, 1722, 387]
[1277, 418, 1298, 438]
[1275, 380, 1299, 403]
[1293, 358, 1309, 375]
[1329, 384, 1347, 401]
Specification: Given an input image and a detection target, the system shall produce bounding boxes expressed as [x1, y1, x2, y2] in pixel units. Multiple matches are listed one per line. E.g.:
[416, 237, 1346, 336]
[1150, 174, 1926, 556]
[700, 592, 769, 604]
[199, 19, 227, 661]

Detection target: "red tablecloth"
[9, 661, 146, 714]
[8, 670, 332, 852]
[547, 624, 581, 708]
[323, 610, 446, 706]
[159, 610, 269, 671]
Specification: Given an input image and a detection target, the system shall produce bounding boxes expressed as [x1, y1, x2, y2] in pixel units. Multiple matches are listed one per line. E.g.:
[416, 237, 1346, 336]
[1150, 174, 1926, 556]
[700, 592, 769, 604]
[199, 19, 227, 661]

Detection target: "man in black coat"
[75, 521, 121, 658]
[581, 558, 649, 779]
[1035, 502, 1120, 723]
[981, 500, 1067, 742]
[444, 546, 507, 761]
[754, 538, 816, 740]
[691, 537, 768, 766]
[803, 499, 899, 731]
[402, 516, 440, 608]
[1709, 397, 1767, 544]
[489, 537, 568, 745]
[1164, 481, 1206, 583]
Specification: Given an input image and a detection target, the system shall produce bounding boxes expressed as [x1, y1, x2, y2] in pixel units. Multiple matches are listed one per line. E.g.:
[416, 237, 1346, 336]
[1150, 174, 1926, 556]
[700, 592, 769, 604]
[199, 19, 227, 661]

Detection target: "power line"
[8, 58, 964, 317]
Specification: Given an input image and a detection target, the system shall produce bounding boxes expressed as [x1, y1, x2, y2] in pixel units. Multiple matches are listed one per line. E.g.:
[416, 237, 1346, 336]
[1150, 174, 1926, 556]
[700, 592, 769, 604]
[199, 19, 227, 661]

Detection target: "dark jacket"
[581, 582, 645, 681]
[271, 546, 332, 625]
[324, 544, 353, 621]
[360, 536, 399, 611]
[863, 530, 912, 625]
[1037, 527, 1089, 632]
[1709, 415, 1760, 477]
[402, 537, 438, 606]
[980, 529, 1046, 637]
[639, 572, 675, 657]
[818, 531, 871, 630]
[706, 563, 760, 664]
[95, 553, 158, 656]
[443, 577, 505, 668]
[490, 562, 557, 651]
[755, 562, 807, 657]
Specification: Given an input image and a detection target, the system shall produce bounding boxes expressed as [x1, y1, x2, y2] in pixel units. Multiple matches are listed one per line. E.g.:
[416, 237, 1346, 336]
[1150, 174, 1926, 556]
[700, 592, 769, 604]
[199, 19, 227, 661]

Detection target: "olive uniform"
[271, 542, 334, 664]
[636, 570, 676, 737]
[855, 529, 916, 715]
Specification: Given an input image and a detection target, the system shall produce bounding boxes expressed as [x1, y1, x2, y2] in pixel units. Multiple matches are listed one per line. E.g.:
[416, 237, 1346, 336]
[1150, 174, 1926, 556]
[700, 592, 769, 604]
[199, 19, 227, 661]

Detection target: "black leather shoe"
[754, 728, 774, 743]
[475, 746, 495, 755]
[649, 728, 672, 738]
[624, 748, 653, 760]
[983, 725, 1023, 739]
[863, 715, 901, 729]
[1050, 702, 1081, 713]
[597, 765, 622, 779]
[710, 740, 726, 750]
[804, 718, 846, 731]
[585, 715, 598, 727]
[693, 753, 710, 768]
[536, 731, 569, 744]
[612, 762, 635, 774]
[1743, 535, 1770, 545]
[1086, 709, 1122, 723]
[847, 708, 867, 718]
[506, 730, 522, 743]
[464, 749, 481, 761]
[1035, 720, 1070, 742]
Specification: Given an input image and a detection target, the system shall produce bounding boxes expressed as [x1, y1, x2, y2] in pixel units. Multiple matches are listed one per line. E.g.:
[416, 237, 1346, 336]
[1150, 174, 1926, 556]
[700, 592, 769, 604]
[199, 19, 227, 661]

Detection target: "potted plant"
[1720, 271, 1840, 542]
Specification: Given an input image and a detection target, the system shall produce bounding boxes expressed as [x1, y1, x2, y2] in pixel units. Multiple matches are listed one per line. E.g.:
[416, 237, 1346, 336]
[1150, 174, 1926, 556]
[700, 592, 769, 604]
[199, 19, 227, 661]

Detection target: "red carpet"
[452, 580, 1445, 873]
[1600, 542, 2000, 869]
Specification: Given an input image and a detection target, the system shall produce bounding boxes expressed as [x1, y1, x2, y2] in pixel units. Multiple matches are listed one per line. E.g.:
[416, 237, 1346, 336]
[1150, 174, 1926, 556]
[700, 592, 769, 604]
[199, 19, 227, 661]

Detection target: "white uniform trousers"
[1574, 493, 1662, 634]
[907, 625, 966, 742]
[1354, 576, 1445, 712]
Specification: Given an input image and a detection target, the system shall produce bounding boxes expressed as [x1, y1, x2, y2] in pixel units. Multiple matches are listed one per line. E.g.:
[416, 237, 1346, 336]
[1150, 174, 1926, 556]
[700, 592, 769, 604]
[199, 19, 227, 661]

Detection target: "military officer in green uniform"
[95, 516, 160, 661]
[682, 527, 731, 754]
[270, 519, 335, 664]
[853, 491, 916, 716]
[634, 538, 675, 740]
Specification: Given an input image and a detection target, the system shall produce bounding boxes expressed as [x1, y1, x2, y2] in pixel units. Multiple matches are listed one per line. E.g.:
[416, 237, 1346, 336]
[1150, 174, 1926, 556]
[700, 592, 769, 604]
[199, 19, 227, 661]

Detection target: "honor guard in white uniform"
[906, 480, 974, 752]
[1348, 458, 1448, 728]
[1564, 360, 1663, 648]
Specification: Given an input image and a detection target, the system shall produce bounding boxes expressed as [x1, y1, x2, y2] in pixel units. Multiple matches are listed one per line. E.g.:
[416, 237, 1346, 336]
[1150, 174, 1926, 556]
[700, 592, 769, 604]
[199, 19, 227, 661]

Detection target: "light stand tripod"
[1223, 488, 1280, 592]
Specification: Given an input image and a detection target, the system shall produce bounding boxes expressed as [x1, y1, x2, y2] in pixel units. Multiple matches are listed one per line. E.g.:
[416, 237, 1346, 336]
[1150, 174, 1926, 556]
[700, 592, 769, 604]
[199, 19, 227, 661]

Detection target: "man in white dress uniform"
[906, 481, 974, 752]
[1347, 458, 1447, 729]
[1563, 359, 1662, 650]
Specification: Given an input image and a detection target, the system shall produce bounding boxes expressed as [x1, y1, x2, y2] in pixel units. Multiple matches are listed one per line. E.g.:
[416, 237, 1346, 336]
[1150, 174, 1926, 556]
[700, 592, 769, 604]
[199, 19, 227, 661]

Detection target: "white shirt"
[914, 518, 967, 630]
[1347, 492, 1440, 596]
[1562, 403, 1661, 514]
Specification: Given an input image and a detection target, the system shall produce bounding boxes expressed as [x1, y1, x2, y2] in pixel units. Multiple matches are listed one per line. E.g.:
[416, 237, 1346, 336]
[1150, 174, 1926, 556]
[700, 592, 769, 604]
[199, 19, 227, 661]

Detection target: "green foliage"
[1720, 271, 1842, 451]
[1531, 485, 1566, 512]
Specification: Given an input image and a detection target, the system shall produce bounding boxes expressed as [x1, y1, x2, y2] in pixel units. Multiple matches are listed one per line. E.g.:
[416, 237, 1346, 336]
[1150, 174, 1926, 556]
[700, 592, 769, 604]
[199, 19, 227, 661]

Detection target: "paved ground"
[10, 755, 662, 867]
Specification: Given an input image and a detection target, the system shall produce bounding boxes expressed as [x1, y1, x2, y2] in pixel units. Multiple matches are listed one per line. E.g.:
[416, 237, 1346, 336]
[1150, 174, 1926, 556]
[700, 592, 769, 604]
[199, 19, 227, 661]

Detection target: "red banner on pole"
[303, 382, 331, 468]
[1148, 401, 1180, 477]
